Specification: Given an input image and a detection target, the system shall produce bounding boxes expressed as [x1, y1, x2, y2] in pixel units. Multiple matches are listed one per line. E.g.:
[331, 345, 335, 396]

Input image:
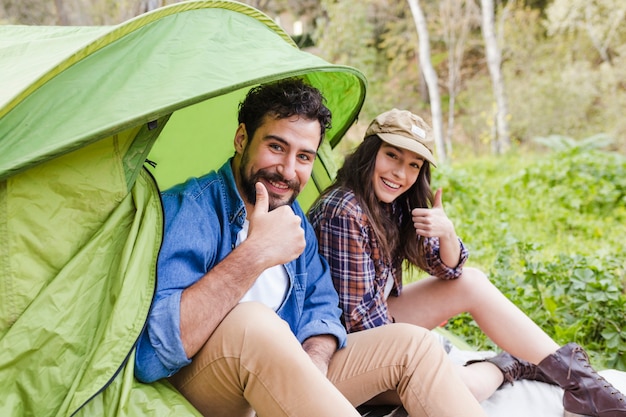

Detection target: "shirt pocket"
[277, 272, 305, 319]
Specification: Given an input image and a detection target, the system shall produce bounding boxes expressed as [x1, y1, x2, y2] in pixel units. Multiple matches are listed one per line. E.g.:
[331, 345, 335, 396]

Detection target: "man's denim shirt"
[135, 159, 347, 383]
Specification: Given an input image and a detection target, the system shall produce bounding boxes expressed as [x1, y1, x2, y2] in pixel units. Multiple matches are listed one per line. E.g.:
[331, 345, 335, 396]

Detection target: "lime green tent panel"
[0, 0, 365, 184]
[0, 132, 198, 416]
[0, 1, 366, 416]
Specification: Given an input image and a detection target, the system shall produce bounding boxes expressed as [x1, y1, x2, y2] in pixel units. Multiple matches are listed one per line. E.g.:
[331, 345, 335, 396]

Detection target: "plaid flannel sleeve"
[421, 236, 469, 280]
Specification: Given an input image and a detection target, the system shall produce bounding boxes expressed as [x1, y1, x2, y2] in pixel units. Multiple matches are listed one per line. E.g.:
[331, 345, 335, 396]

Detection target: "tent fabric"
[0, 0, 365, 182]
[0, 1, 366, 415]
[0, 134, 202, 416]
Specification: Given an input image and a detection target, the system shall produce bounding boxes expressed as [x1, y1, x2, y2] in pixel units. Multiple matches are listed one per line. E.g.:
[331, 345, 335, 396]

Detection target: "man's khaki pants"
[169, 302, 486, 417]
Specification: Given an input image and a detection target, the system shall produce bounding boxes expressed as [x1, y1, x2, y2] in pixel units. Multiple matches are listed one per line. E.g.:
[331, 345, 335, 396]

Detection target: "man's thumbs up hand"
[247, 182, 306, 267]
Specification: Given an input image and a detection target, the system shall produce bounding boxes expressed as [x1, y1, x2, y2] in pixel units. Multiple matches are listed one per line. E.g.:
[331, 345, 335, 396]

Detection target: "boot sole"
[564, 411, 592, 417]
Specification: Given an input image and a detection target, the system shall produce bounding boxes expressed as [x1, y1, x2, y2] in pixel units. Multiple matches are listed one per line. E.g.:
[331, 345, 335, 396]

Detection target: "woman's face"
[372, 143, 424, 203]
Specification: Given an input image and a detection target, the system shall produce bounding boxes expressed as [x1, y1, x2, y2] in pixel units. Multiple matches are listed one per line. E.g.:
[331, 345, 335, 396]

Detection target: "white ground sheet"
[449, 347, 626, 417]
[358, 340, 626, 417]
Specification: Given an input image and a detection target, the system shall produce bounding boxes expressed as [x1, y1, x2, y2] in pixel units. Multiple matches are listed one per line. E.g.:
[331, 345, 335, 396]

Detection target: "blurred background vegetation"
[2, 0, 624, 369]
[2, 0, 625, 156]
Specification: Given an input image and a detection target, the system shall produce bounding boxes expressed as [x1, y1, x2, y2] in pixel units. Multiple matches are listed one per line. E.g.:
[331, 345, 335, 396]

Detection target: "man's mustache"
[253, 170, 300, 192]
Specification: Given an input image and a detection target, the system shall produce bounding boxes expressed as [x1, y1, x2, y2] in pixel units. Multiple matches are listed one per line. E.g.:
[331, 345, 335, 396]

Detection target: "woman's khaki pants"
[169, 302, 486, 417]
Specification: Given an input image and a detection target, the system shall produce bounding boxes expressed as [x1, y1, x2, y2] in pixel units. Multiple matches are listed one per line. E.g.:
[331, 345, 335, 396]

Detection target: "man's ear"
[234, 123, 248, 153]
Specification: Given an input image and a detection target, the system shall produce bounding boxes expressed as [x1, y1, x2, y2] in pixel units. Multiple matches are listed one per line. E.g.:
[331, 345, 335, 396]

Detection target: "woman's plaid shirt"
[309, 187, 468, 333]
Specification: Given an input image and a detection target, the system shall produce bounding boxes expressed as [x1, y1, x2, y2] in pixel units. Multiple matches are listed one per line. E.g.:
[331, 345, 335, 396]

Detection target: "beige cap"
[365, 108, 436, 166]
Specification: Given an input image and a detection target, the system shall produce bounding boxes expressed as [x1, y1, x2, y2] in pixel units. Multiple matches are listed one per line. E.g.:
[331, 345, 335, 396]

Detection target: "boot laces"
[566, 346, 586, 379]
[570, 345, 626, 400]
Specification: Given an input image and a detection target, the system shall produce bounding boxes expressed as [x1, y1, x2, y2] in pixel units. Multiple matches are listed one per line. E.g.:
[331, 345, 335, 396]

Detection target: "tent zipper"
[70, 166, 165, 416]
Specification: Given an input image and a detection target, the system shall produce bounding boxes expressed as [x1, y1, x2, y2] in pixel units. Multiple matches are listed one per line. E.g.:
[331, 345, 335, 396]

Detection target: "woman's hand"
[411, 188, 455, 240]
[411, 188, 461, 267]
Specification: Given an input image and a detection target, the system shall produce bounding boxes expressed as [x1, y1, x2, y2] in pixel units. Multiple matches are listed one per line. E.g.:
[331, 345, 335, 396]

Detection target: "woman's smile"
[381, 177, 401, 190]
[373, 143, 422, 203]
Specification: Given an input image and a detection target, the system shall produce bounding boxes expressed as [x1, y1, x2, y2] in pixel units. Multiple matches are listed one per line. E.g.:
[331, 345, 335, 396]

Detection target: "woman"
[308, 108, 625, 417]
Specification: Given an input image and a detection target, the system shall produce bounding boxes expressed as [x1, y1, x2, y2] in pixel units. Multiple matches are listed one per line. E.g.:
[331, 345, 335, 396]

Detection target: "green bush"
[426, 143, 626, 370]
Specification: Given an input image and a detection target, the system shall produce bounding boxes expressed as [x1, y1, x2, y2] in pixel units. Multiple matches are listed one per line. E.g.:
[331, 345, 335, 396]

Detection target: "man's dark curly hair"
[238, 78, 332, 147]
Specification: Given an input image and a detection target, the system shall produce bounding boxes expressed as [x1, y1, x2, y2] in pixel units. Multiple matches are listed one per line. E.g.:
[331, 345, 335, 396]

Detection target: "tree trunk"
[441, 0, 478, 158]
[54, 0, 69, 25]
[480, 0, 510, 154]
[407, 0, 446, 164]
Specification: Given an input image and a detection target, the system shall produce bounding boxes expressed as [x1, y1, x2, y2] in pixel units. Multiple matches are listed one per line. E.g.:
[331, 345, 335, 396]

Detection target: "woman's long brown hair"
[317, 135, 434, 271]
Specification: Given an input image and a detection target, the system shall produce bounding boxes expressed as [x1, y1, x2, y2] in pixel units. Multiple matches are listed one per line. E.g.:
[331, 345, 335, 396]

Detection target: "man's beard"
[239, 155, 301, 211]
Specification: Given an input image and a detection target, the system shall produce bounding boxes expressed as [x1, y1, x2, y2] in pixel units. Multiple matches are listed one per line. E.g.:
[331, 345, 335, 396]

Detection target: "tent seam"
[0, 180, 16, 336]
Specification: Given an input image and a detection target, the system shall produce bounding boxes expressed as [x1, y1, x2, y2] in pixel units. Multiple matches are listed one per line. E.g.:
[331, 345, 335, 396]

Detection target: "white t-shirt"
[383, 275, 395, 299]
[237, 219, 289, 311]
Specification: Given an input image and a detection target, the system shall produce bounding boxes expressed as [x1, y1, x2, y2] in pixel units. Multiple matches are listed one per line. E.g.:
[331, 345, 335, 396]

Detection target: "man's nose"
[277, 156, 297, 180]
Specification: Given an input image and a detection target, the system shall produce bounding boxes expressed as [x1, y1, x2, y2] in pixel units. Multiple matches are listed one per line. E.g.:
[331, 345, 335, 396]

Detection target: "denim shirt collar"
[219, 158, 247, 228]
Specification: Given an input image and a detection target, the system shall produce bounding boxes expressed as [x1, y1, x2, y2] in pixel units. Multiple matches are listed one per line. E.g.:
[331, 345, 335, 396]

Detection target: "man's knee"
[382, 322, 431, 340]
[226, 301, 283, 327]
[349, 323, 438, 358]
[215, 302, 299, 356]
[172, 302, 300, 389]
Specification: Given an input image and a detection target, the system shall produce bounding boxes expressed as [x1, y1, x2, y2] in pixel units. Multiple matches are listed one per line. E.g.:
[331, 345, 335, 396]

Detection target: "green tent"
[0, 1, 366, 415]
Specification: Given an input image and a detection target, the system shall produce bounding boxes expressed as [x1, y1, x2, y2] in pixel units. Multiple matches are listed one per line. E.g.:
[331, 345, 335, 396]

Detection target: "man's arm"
[179, 182, 306, 358]
[302, 334, 338, 376]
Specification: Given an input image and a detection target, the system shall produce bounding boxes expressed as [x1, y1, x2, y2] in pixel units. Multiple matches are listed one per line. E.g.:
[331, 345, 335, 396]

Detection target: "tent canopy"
[0, 0, 366, 200]
[0, 1, 366, 416]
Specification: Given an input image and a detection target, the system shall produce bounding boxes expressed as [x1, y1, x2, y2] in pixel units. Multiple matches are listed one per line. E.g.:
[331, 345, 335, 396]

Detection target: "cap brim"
[378, 133, 437, 167]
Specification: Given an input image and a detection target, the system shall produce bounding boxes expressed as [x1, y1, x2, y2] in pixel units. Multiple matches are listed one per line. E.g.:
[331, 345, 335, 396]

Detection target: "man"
[135, 78, 487, 417]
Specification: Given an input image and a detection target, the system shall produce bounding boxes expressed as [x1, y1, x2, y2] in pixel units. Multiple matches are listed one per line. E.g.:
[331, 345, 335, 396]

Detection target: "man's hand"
[246, 182, 306, 268]
[302, 335, 338, 376]
[180, 183, 305, 358]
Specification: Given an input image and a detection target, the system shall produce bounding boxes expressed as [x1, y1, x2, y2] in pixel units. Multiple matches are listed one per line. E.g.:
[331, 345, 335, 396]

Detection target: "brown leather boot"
[537, 343, 626, 417]
[465, 351, 555, 388]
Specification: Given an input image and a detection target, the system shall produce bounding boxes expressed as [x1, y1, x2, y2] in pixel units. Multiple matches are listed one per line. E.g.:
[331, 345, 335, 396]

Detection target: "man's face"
[234, 114, 321, 211]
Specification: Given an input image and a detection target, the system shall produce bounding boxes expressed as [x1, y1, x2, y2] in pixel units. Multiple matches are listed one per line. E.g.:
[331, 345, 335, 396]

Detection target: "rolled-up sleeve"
[135, 186, 213, 382]
[135, 291, 189, 382]
[421, 237, 469, 280]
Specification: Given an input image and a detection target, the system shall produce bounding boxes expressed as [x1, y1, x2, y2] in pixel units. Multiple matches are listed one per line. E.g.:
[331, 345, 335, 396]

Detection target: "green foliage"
[454, 0, 626, 153]
[532, 133, 615, 152]
[8, 0, 626, 154]
[430, 147, 626, 370]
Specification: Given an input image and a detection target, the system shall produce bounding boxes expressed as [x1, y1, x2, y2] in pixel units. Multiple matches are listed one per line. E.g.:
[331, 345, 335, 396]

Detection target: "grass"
[409, 144, 626, 370]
